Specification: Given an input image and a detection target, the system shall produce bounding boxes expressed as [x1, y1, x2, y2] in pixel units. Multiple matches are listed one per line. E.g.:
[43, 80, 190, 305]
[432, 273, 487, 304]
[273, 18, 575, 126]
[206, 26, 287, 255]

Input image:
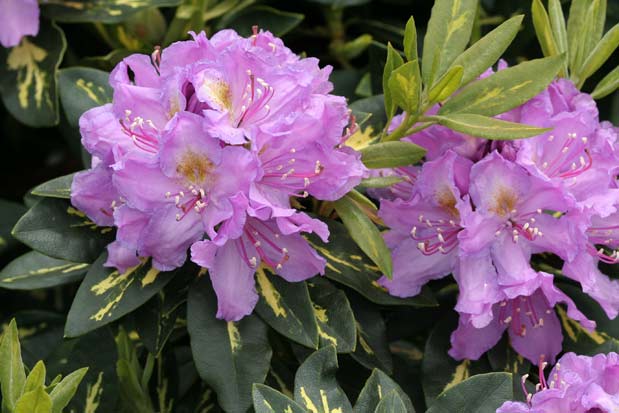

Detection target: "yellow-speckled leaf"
[0, 250, 88, 290]
[12, 198, 113, 263]
[188, 276, 272, 413]
[293, 346, 353, 413]
[41, 0, 182, 23]
[306, 219, 436, 307]
[31, 173, 76, 200]
[65, 253, 177, 337]
[0, 20, 66, 127]
[354, 369, 413, 413]
[254, 266, 319, 349]
[253, 384, 306, 413]
[58, 68, 112, 127]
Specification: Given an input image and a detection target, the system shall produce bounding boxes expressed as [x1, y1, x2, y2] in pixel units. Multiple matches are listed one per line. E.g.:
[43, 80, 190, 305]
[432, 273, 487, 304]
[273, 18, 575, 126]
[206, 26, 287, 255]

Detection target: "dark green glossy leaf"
[439, 55, 564, 117]
[422, 0, 478, 86]
[293, 346, 353, 413]
[306, 219, 436, 307]
[31, 173, 75, 200]
[0, 199, 27, 256]
[12, 198, 113, 263]
[252, 384, 306, 413]
[431, 114, 550, 140]
[254, 266, 319, 349]
[360, 141, 426, 169]
[349, 95, 387, 132]
[65, 254, 177, 337]
[0, 20, 66, 127]
[304, 0, 370, 7]
[374, 391, 407, 413]
[0, 251, 88, 290]
[222, 6, 304, 37]
[450, 15, 524, 86]
[41, 0, 182, 23]
[58, 68, 112, 127]
[333, 192, 392, 278]
[354, 369, 413, 413]
[188, 275, 272, 413]
[307, 278, 356, 353]
[426, 373, 513, 413]
[349, 295, 393, 373]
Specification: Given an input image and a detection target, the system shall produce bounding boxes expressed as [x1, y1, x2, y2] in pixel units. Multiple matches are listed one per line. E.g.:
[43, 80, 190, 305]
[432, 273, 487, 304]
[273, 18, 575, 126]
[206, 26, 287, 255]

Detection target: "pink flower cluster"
[376, 75, 619, 365]
[71, 29, 365, 321]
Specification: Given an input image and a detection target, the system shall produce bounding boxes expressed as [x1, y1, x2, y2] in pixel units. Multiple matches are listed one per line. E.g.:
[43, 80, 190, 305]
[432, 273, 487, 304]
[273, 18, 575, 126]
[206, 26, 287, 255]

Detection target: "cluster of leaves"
[1, 0, 619, 412]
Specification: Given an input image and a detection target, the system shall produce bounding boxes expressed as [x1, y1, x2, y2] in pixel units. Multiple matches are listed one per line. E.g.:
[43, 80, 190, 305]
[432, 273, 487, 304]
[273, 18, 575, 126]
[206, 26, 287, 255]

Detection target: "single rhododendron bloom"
[497, 352, 619, 412]
[71, 29, 365, 321]
[0, 0, 39, 48]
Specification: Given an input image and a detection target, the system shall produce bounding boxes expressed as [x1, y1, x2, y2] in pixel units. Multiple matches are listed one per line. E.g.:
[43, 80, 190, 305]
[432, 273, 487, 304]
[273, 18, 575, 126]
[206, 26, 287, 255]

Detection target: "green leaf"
[571, 0, 606, 77]
[567, 0, 589, 70]
[0, 251, 88, 290]
[349, 296, 393, 374]
[350, 95, 387, 133]
[0, 199, 27, 257]
[334, 34, 374, 61]
[254, 266, 319, 349]
[307, 278, 356, 353]
[439, 55, 564, 117]
[188, 275, 272, 413]
[427, 65, 463, 104]
[374, 391, 407, 413]
[360, 141, 426, 169]
[426, 373, 513, 413]
[23, 361, 46, 394]
[333, 192, 392, 278]
[487, 337, 531, 402]
[383, 44, 404, 120]
[577, 23, 619, 85]
[450, 15, 523, 86]
[31, 173, 76, 200]
[49, 368, 89, 413]
[357, 176, 405, 188]
[532, 0, 560, 58]
[403, 16, 418, 62]
[222, 6, 304, 37]
[65, 254, 177, 337]
[354, 369, 413, 413]
[548, 0, 568, 55]
[0, 319, 27, 413]
[388, 60, 421, 114]
[304, 0, 370, 7]
[293, 346, 353, 413]
[430, 114, 550, 140]
[421, 0, 478, 86]
[252, 384, 306, 413]
[41, 0, 182, 23]
[11, 198, 113, 263]
[0, 20, 66, 127]
[591, 65, 619, 99]
[306, 219, 436, 307]
[14, 386, 52, 413]
[58, 68, 112, 127]
[422, 315, 492, 406]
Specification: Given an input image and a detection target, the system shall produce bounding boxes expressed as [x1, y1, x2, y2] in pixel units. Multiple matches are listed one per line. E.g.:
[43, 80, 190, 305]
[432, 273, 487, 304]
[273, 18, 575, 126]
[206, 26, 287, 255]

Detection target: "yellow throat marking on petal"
[177, 151, 215, 185]
[436, 186, 459, 217]
[7, 38, 49, 109]
[491, 187, 518, 217]
[202, 77, 232, 111]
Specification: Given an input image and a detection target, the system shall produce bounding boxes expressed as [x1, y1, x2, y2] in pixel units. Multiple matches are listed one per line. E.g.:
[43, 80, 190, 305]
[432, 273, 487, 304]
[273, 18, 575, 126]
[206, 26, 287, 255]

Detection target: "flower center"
[176, 150, 215, 185]
[491, 187, 518, 217]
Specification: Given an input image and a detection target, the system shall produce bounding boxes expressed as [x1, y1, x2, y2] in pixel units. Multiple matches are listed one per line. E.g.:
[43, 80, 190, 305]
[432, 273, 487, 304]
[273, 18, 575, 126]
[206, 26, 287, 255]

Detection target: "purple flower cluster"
[71, 29, 365, 321]
[0, 0, 39, 48]
[498, 352, 619, 412]
[377, 77, 619, 364]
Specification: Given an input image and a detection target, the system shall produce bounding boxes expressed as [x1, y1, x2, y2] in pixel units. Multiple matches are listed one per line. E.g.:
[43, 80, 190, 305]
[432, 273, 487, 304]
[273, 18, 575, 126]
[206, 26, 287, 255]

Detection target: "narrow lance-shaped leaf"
[450, 15, 523, 86]
[548, 0, 568, 54]
[577, 23, 619, 86]
[427, 65, 463, 104]
[422, 0, 478, 86]
[334, 191, 392, 278]
[591, 65, 619, 99]
[49, 368, 89, 413]
[31, 173, 76, 200]
[0, 319, 27, 413]
[532, 0, 560, 58]
[403, 16, 417, 62]
[388, 60, 421, 115]
[383, 43, 404, 120]
[0, 251, 88, 290]
[567, 0, 588, 68]
[572, 0, 606, 78]
[439, 55, 564, 117]
[41, 0, 183, 23]
[430, 114, 550, 140]
[360, 141, 426, 169]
